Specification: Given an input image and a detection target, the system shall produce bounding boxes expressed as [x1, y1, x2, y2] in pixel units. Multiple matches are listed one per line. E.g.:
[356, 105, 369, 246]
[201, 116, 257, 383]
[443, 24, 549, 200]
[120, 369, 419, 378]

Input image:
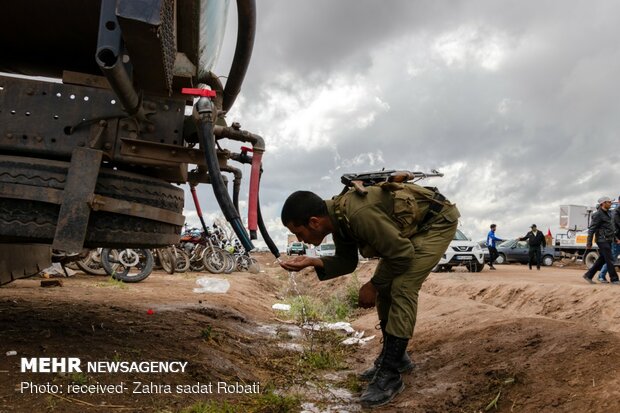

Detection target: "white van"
[433, 229, 485, 272]
[316, 243, 336, 257]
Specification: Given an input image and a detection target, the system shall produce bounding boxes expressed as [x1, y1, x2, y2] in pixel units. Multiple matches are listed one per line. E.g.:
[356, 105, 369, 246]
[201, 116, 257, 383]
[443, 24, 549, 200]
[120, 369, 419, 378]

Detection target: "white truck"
[554, 203, 619, 268]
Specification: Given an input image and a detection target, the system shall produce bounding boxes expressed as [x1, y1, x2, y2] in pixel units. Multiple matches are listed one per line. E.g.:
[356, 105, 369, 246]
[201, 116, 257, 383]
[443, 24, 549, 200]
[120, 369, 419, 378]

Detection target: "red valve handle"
[181, 88, 216, 97]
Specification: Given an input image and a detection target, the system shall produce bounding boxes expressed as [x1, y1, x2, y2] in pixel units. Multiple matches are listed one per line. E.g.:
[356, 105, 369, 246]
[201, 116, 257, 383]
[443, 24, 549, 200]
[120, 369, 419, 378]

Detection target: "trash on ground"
[193, 277, 230, 293]
[6, 350, 17, 356]
[342, 334, 376, 346]
[40, 263, 75, 278]
[272, 303, 291, 311]
[40, 280, 63, 288]
[303, 321, 356, 334]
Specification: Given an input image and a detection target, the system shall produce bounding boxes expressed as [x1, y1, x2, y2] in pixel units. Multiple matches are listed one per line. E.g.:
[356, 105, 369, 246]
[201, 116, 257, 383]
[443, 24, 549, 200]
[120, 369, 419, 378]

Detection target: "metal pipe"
[95, 0, 146, 121]
[97, 56, 146, 120]
[213, 124, 265, 151]
[220, 165, 243, 213]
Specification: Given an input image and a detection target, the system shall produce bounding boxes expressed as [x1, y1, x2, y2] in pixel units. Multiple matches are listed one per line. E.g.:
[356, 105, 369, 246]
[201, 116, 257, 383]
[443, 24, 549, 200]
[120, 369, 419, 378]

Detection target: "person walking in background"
[584, 196, 620, 284]
[598, 195, 620, 282]
[519, 224, 546, 270]
[486, 224, 504, 270]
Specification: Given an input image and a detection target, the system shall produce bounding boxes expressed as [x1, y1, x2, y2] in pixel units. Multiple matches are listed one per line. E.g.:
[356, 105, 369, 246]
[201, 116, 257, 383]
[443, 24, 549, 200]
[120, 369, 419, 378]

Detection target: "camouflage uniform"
[315, 184, 459, 339]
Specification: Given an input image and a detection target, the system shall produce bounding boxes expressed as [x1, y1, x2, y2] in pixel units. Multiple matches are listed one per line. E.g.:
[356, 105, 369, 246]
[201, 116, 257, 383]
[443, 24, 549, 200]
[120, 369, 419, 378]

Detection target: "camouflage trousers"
[372, 206, 459, 339]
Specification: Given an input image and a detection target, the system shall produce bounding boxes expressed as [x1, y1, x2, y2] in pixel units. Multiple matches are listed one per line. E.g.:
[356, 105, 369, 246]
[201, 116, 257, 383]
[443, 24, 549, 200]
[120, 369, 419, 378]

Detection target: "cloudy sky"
[186, 0, 620, 251]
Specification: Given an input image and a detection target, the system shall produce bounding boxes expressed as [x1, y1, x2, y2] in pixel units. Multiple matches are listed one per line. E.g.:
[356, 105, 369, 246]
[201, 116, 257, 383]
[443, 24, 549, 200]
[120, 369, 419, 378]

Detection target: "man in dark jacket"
[279, 184, 459, 407]
[597, 195, 620, 282]
[583, 196, 620, 284]
[519, 224, 546, 270]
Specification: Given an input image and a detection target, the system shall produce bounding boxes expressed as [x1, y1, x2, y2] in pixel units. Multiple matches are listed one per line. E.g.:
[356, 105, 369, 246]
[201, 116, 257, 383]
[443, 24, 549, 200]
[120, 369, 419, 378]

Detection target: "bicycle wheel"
[171, 247, 190, 273]
[223, 251, 235, 274]
[101, 248, 154, 283]
[202, 247, 227, 274]
[156, 248, 175, 274]
[235, 255, 250, 272]
[76, 248, 118, 276]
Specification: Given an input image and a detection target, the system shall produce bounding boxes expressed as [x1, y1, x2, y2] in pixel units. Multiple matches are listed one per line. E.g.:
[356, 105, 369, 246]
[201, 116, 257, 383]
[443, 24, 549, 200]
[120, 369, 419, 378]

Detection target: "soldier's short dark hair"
[490, 224, 496, 229]
[281, 191, 327, 227]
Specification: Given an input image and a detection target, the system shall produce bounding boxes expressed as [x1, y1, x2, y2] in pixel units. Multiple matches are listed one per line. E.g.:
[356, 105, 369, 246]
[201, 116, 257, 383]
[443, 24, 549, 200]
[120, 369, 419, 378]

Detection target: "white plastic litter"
[303, 321, 356, 334]
[193, 277, 230, 293]
[6, 350, 17, 356]
[272, 303, 291, 311]
[342, 334, 376, 346]
[41, 263, 76, 277]
[326, 322, 356, 334]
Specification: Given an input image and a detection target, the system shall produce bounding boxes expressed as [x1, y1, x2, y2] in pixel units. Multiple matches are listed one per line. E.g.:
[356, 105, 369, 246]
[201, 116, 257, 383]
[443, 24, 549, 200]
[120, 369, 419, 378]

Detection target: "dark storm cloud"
[201, 0, 620, 248]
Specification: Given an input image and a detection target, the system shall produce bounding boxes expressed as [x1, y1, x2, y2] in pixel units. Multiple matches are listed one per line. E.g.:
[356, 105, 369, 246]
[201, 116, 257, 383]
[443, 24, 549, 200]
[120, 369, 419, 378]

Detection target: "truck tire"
[0, 156, 183, 248]
[584, 251, 599, 269]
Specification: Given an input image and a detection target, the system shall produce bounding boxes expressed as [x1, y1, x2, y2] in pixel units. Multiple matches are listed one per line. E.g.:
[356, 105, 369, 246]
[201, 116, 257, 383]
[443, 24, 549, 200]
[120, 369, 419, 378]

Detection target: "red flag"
[546, 228, 552, 237]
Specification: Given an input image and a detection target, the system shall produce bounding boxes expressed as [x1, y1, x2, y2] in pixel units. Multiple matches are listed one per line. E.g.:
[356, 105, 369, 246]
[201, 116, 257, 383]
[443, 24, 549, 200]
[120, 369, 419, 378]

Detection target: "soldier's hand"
[279, 256, 322, 271]
[358, 281, 377, 309]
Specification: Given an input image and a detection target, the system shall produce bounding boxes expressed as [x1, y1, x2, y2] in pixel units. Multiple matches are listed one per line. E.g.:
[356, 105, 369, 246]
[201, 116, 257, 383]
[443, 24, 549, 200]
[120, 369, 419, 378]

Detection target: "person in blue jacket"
[486, 224, 504, 270]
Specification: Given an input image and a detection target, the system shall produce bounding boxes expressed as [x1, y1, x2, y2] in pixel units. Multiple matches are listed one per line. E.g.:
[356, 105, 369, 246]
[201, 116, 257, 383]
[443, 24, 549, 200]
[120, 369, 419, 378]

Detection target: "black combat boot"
[359, 321, 415, 381]
[360, 334, 409, 408]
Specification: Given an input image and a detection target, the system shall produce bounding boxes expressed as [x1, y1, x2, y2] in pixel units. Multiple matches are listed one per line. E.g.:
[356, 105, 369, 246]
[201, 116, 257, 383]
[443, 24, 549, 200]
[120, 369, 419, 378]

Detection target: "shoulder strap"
[333, 194, 353, 239]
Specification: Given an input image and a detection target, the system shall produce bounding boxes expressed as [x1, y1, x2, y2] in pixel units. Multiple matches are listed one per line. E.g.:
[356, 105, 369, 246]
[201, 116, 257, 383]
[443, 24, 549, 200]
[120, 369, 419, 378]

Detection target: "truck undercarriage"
[0, 0, 279, 284]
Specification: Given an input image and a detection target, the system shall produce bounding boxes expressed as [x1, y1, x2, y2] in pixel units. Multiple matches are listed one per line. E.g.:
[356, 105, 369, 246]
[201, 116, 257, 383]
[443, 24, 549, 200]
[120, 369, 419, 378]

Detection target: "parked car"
[287, 242, 306, 256]
[433, 229, 485, 272]
[495, 239, 559, 266]
[477, 239, 508, 264]
[316, 243, 336, 257]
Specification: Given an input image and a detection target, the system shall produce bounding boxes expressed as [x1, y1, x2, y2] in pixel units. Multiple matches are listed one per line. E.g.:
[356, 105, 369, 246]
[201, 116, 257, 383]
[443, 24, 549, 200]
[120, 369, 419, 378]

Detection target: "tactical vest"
[333, 182, 450, 242]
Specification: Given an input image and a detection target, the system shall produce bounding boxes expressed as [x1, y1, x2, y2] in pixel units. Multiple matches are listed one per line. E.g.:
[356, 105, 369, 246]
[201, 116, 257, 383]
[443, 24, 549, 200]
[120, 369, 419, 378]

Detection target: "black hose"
[258, 200, 280, 259]
[222, 0, 256, 112]
[257, 169, 280, 258]
[196, 102, 254, 251]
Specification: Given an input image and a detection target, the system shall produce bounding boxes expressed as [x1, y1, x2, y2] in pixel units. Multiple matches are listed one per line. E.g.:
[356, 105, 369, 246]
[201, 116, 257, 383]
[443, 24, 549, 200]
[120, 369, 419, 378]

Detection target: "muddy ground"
[1, 254, 620, 413]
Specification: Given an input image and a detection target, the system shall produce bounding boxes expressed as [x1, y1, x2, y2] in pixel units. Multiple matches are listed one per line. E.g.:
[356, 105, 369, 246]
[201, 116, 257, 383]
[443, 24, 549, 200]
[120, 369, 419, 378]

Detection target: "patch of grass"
[200, 325, 214, 340]
[300, 349, 343, 370]
[246, 391, 300, 413]
[181, 400, 237, 413]
[69, 372, 88, 385]
[181, 391, 300, 413]
[340, 373, 363, 393]
[298, 330, 353, 371]
[44, 395, 58, 411]
[283, 272, 361, 323]
[96, 276, 127, 289]
[344, 273, 361, 308]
